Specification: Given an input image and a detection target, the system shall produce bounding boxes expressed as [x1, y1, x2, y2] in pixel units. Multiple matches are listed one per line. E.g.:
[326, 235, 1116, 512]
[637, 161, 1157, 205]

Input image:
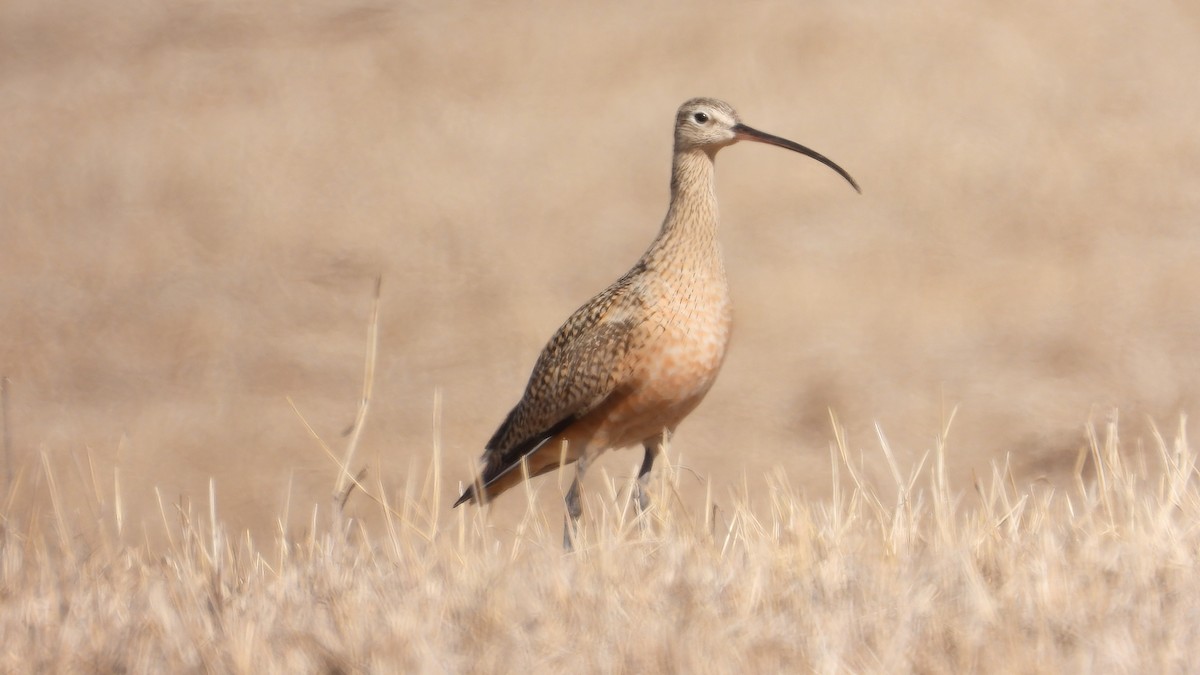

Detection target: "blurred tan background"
[3, 1, 1199, 540]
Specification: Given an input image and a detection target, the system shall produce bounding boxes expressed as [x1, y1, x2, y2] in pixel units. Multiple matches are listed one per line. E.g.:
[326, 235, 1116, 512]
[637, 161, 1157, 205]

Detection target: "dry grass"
[2, 414, 1198, 672]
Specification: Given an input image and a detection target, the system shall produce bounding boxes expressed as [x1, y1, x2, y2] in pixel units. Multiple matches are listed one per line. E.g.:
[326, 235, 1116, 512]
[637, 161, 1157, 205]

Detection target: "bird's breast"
[610, 269, 732, 433]
[641, 277, 731, 389]
[572, 257, 733, 452]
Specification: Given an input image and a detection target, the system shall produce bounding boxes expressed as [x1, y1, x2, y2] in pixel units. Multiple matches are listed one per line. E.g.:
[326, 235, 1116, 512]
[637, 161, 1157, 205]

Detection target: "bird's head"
[673, 97, 860, 193]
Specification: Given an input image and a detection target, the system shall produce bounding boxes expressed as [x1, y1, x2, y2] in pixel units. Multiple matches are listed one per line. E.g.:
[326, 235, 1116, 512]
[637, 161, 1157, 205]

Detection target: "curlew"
[454, 98, 859, 546]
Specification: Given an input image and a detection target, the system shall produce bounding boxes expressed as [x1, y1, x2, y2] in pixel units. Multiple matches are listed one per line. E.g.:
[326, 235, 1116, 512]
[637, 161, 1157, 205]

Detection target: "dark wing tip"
[453, 485, 476, 508]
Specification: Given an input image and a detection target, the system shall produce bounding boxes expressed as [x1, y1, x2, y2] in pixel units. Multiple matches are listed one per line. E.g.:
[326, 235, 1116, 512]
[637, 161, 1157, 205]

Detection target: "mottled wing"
[455, 274, 646, 505]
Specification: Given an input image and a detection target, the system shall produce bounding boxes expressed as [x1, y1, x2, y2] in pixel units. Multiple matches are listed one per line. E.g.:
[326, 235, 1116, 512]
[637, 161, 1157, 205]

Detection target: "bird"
[454, 97, 859, 547]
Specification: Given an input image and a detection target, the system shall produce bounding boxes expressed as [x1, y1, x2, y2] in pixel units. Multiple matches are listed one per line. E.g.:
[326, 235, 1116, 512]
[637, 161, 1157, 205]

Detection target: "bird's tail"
[453, 442, 569, 507]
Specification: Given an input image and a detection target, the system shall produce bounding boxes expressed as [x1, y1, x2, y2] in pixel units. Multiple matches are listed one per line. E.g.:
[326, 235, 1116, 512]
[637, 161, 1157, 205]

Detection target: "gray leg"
[563, 454, 590, 551]
[633, 436, 664, 514]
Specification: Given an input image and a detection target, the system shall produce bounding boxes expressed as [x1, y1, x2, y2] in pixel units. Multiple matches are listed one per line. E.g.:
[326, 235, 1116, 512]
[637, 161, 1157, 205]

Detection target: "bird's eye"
[693, 111, 709, 124]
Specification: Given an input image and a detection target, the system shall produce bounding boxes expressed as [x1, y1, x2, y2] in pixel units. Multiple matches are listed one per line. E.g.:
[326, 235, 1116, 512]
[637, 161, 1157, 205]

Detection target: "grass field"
[2, 0, 1200, 670]
[3, 415, 1198, 671]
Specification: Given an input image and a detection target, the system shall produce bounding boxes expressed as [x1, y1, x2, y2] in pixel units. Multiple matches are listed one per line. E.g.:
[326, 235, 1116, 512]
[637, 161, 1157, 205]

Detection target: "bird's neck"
[649, 148, 722, 265]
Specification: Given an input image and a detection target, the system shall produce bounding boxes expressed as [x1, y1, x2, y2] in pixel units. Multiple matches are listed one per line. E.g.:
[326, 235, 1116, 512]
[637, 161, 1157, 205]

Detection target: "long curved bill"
[732, 123, 861, 194]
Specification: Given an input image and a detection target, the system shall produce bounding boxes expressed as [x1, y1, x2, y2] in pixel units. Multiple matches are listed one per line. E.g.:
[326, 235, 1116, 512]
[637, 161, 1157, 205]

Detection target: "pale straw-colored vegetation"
[2, 412, 1197, 672]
